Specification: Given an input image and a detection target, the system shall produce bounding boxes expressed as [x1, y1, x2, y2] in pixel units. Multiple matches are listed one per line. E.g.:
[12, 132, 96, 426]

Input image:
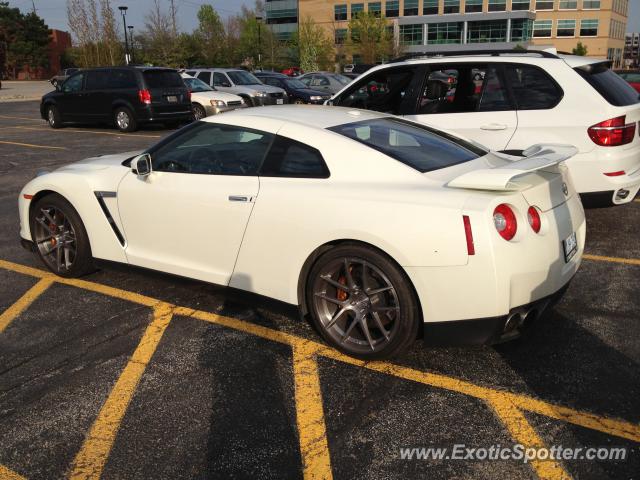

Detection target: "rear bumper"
[423, 282, 570, 346]
[137, 105, 193, 123]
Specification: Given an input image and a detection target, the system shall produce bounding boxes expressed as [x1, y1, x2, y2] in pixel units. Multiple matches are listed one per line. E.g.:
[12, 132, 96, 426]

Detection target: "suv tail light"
[138, 89, 152, 105]
[527, 206, 541, 233]
[186, 90, 191, 101]
[588, 115, 636, 146]
[493, 204, 517, 241]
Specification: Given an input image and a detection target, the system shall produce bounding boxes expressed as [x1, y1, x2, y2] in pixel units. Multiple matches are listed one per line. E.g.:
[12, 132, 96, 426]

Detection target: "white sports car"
[18, 106, 585, 359]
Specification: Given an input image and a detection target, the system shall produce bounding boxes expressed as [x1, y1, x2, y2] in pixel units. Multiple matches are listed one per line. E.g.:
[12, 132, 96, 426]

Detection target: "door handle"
[228, 195, 249, 202]
[480, 123, 508, 131]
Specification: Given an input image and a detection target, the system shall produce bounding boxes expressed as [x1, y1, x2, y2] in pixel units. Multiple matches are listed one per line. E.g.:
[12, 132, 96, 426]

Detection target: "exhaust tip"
[616, 189, 630, 200]
[503, 313, 522, 333]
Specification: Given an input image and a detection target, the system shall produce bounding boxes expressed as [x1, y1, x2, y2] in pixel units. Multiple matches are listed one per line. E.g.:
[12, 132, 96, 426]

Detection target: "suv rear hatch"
[142, 69, 190, 113]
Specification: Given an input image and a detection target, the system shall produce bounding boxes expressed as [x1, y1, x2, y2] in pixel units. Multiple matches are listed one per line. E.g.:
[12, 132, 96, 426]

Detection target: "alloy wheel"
[116, 110, 130, 130]
[33, 205, 77, 273]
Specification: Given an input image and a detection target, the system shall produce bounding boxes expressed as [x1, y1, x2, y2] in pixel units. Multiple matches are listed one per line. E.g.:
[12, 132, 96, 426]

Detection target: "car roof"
[203, 105, 390, 129]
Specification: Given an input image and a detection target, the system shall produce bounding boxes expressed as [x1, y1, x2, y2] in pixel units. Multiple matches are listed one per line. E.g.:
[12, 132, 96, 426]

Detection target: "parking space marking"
[292, 344, 333, 480]
[583, 254, 640, 266]
[0, 276, 54, 333]
[1, 258, 639, 480]
[488, 394, 570, 480]
[69, 303, 174, 480]
[10, 126, 162, 139]
[0, 114, 42, 122]
[0, 464, 27, 480]
[0, 140, 66, 150]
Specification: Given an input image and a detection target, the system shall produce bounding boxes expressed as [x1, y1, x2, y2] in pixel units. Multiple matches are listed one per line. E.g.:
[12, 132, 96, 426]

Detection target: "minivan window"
[86, 71, 109, 90]
[143, 70, 183, 88]
[575, 63, 640, 106]
[329, 118, 486, 173]
[227, 70, 261, 85]
[108, 69, 137, 89]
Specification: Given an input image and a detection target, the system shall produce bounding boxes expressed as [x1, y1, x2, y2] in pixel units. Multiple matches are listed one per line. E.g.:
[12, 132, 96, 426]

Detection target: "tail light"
[527, 206, 541, 233]
[493, 204, 517, 241]
[186, 90, 191, 101]
[138, 89, 152, 105]
[587, 115, 636, 146]
[462, 215, 475, 255]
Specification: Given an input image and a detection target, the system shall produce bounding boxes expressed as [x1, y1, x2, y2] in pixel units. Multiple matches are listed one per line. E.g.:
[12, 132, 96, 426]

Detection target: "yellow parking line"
[0, 114, 42, 122]
[12, 126, 162, 139]
[69, 303, 174, 480]
[0, 140, 66, 150]
[292, 343, 333, 480]
[583, 254, 640, 266]
[0, 277, 54, 333]
[0, 464, 27, 480]
[488, 395, 571, 480]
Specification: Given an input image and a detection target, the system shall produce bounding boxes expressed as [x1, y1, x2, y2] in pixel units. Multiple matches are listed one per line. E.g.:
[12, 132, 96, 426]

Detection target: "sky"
[5, 0, 640, 33]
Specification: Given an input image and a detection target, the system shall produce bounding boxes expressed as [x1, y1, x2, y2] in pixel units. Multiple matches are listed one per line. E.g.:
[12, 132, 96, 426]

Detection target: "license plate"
[276, 99, 284, 105]
[563, 232, 577, 263]
[167, 95, 177, 103]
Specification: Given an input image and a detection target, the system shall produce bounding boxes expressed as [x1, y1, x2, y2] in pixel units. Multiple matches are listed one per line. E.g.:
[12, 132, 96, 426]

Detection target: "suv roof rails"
[390, 49, 560, 63]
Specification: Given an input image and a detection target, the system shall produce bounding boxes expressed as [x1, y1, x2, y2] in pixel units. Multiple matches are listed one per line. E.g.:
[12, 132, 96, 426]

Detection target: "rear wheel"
[46, 105, 62, 129]
[29, 193, 94, 278]
[114, 107, 137, 132]
[306, 244, 420, 360]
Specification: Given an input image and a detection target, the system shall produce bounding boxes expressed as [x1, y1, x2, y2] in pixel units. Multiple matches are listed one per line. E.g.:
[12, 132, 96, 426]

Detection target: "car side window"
[260, 136, 330, 178]
[150, 122, 274, 176]
[186, 71, 196, 77]
[300, 76, 312, 86]
[312, 76, 329, 87]
[85, 71, 109, 90]
[108, 69, 137, 89]
[197, 71, 212, 85]
[213, 72, 231, 87]
[63, 73, 84, 93]
[417, 65, 510, 114]
[333, 67, 416, 115]
[504, 64, 563, 110]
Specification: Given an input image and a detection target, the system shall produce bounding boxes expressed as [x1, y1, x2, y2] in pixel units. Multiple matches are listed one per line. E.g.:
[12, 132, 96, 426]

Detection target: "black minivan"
[40, 66, 193, 132]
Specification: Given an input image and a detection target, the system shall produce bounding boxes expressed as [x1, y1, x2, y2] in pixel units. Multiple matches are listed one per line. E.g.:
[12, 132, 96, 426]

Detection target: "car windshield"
[285, 78, 307, 89]
[331, 74, 352, 85]
[329, 118, 486, 173]
[227, 70, 261, 85]
[143, 70, 183, 88]
[619, 72, 640, 82]
[183, 77, 214, 92]
[576, 64, 640, 106]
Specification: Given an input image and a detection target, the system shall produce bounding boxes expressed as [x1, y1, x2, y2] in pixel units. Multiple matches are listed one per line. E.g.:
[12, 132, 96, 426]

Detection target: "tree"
[99, 0, 120, 66]
[292, 17, 334, 72]
[572, 42, 588, 56]
[348, 11, 393, 64]
[195, 5, 226, 66]
[0, 3, 50, 78]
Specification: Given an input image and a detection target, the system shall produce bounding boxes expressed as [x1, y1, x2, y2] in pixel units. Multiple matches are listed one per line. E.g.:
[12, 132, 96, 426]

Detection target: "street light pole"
[128, 25, 134, 64]
[255, 16, 262, 70]
[118, 6, 130, 65]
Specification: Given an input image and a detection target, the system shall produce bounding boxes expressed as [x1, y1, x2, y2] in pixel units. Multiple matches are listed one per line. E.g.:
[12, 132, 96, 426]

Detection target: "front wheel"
[306, 244, 420, 360]
[294, 98, 305, 105]
[29, 193, 94, 278]
[46, 105, 62, 128]
[192, 103, 207, 120]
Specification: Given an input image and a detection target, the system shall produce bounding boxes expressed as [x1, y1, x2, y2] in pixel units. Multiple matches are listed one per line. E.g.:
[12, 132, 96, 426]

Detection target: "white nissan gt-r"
[18, 106, 585, 359]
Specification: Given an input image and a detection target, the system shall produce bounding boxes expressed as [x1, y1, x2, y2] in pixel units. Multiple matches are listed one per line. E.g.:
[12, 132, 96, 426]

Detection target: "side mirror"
[132, 153, 151, 176]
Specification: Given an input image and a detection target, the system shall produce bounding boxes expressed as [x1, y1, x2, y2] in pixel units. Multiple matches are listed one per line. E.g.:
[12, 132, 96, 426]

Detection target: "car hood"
[191, 91, 244, 103]
[56, 150, 142, 172]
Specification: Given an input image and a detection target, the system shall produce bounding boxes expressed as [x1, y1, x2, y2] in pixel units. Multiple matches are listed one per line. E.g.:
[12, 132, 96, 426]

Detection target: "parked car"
[254, 72, 332, 104]
[298, 72, 352, 94]
[614, 69, 640, 93]
[281, 67, 303, 77]
[49, 68, 80, 88]
[41, 66, 193, 132]
[181, 73, 246, 120]
[329, 50, 640, 206]
[343, 64, 355, 73]
[19, 106, 585, 359]
[184, 68, 288, 107]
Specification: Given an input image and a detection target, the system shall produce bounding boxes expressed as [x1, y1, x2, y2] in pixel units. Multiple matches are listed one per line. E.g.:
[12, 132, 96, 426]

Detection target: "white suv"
[329, 50, 640, 206]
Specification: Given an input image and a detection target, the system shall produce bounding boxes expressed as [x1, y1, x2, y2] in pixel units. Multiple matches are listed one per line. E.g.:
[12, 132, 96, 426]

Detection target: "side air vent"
[94, 191, 125, 246]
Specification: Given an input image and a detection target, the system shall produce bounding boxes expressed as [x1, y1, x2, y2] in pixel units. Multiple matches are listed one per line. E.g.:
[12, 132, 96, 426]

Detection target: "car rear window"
[575, 63, 640, 106]
[143, 70, 183, 89]
[328, 118, 486, 173]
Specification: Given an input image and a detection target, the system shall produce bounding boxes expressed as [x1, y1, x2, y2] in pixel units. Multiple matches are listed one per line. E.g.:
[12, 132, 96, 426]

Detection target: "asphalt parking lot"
[0, 100, 639, 480]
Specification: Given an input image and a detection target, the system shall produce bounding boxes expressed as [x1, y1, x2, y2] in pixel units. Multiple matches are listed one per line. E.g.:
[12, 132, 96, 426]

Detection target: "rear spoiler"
[447, 144, 577, 191]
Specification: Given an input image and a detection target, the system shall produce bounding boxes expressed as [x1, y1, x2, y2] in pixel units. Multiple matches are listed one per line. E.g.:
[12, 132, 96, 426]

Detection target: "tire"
[239, 95, 253, 107]
[294, 98, 305, 104]
[306, 244, 420, 360]
[29, 193, 95, 278]
[46, 105, 62, 129]
[192, 103, 207, 120]
[113, 106, 137, 132]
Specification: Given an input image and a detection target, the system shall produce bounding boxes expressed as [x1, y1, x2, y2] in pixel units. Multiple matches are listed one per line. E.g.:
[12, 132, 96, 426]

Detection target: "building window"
[511, 0, 531, 10]
[582, 0, 600, 8]
[533, 19, 552, 37]
[351, 3, 364, 17]
[558, 0, 577, 8]
[535, 0, 554, 10]
[426, 22, 463, 44]
[465, 0, 483, 13]
[334, 4, 347, 20]
[404, 0, 419, 15]
[580, 18, 598, 36]
[386, 0, 399, 17]
[399, 24, 423, 45]
[488, 0, 506, 11]
[511, 18, 533, 41]
[557, 19, 575, 36]
[443, 0, 460, 14]
[423, 0, 438, 14]
[467, 20, 508, 42]
[368, 2, 382, 16]
[335, 28, 347, 44]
